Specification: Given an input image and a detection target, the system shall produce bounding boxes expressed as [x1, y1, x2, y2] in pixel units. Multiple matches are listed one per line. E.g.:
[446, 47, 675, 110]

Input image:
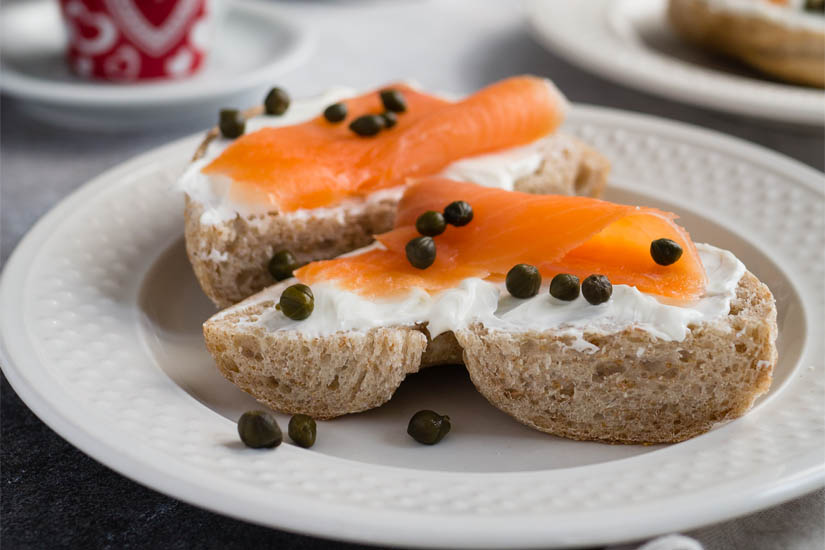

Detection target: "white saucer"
[0, 0, 315, 130]
[1, 98, 823, 547]
[527, 0, 825, 126]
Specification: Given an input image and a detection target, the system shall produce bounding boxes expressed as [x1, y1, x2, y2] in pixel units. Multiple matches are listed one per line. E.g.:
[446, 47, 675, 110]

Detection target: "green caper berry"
[268, 250, 297, 281]
[264, 87, 290, 115]
[506, 264, 541, 299]
[323, 102, 347, 123]
[238, 410, 282, 448]
[219, 109, 245, 139]
[650, 238, 683, 266]
[804, 0, 824, 12]
[380, 89, 407, 113]
[415, 210, 446, 237]
[349, 114, 384, 136]
[443, 200, 473, 226]
[381, 111, 398, 128]
[581, 274, 612, 305]
[549, 273, 580, 301]
[288, 414, 317, 448]
[405, 236, 436, 269]
[407, 410, 450, 445]
[279, 283, 314, 320]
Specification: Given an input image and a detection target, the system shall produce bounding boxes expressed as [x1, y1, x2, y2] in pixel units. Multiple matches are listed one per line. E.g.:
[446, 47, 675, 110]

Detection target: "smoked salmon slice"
[201, 76, 567, 212]
[296, 178, 708, 301]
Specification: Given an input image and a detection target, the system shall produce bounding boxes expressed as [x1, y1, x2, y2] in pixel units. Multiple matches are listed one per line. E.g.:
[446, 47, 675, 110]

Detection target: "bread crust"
[458, 271, 776, 443]
[668, 0, 825, 87]
[203, 283, 428, 418]
[203, 272, 777, 443]
[185, 195, 398, 309]
[186, 134, 610, 308]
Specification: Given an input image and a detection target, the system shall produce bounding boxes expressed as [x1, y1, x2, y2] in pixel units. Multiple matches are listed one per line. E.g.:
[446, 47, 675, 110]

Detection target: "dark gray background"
[2, 1, 823, 548]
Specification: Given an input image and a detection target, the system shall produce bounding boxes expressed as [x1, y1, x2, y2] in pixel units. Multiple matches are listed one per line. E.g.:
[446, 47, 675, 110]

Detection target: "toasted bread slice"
[203, 271, 776, 444]
[186, 134, 610, 308]
[668, 0, 825, 88]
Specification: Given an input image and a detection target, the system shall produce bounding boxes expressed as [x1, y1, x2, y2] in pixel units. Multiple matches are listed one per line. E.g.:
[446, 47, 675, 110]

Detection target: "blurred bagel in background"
[668, 0, 825, 87]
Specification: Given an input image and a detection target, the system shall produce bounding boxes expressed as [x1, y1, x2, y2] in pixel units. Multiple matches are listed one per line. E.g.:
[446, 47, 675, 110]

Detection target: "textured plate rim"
[525, 0, 825, 126]
[0, 0, 316, 107]
[1, 105, 823, 549]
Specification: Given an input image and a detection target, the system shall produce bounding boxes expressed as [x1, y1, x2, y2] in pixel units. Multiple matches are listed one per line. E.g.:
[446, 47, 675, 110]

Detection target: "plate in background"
[527, 0, 825, 126]
[0, 0, 314, 130]
[1, 102, 823, 548]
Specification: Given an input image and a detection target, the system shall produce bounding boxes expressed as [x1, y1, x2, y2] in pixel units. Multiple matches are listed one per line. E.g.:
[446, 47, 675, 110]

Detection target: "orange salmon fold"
[202, 76, 567, 212]
[296, 178, 708, 301]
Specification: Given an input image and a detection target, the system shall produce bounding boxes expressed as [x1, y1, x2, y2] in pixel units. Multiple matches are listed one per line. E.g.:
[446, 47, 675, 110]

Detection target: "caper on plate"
[238, 410, 282, 449]
[407, 410, 451, 445]
[288, 414, 317, 448]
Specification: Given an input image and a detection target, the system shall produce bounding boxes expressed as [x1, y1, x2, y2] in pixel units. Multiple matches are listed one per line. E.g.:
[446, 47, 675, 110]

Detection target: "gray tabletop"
[1, 1, 823, 548]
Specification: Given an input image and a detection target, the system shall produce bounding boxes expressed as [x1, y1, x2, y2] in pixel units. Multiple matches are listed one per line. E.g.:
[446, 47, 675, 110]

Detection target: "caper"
[323, 102, 347, 123]
[443, 200, 473, 227]
[405, 236, 436, 269]
[219, 109, 245, 139]
[581, 274, 612, 305]
[381, 110, 398, 129]
[280, 283, 314, 320]
[650, 238, 683, 266]
[380, 89, 407, 113]
[506, 264, 541, 299]
[268, 250, 297, 281]
[415, 210, 446, 237]
[238, 410, 282, 448]
[288, 414, 316, 448]
[804, 0, 824, 12]
[349, 114, 384, 137]
[264, 87, 290, 115]
[407, 410, 450, 445]
[549, 273, 580, 301]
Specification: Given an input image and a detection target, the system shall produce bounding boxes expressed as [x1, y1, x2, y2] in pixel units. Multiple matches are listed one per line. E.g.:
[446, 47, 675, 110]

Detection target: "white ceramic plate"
[1, 104, 823, 549]
[0, 0, 314, 130]
[527, 0, 825, 126]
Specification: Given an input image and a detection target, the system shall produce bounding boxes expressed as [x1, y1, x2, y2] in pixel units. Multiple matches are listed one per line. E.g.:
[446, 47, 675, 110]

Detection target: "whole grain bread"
[185, 134, 610, 308]
[203, 271, 777, 443]
[668, 0, 825, 88]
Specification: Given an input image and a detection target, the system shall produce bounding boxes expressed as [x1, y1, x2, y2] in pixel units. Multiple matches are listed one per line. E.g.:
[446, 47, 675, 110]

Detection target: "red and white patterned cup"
[58, 0, 215, 81]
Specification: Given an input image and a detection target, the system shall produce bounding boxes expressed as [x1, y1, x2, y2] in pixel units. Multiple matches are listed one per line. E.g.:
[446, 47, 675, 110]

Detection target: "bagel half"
[185, 134, 610, 308]
[668, 0, 825, 87]
[203, 271, 776, 444]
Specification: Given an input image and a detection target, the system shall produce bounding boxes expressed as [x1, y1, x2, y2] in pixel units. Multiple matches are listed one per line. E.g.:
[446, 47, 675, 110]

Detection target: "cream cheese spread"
[704, 0, 824, 32]
[178, 87, 554, 225]
[250, 243, 745, 346]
